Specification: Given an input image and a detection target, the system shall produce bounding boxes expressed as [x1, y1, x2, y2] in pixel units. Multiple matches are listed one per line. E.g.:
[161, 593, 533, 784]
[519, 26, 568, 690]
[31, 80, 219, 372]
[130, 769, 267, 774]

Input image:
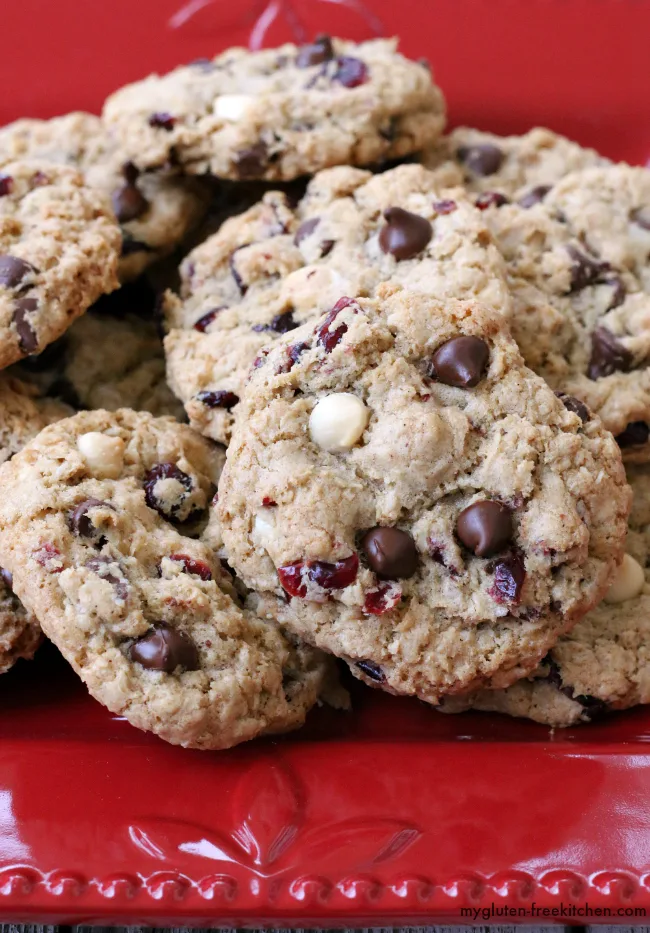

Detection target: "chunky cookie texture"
[0, 374, 71, 672]
[424, 126, 609, 200]
[478, 163, 650, 460]
[0, 113, 211, 282]
[103, 38, 446, 181]
[440, 464, 650, 727]
[0, 409, 342, 749]
[0, 160, 121, 370]
[163, 162, 510, 443]
[218, 286, 630, 702]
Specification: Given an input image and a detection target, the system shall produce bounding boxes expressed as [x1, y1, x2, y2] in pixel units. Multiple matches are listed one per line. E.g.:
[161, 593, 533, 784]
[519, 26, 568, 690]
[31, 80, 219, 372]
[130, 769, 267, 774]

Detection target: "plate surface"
[2, 0, 650, 925]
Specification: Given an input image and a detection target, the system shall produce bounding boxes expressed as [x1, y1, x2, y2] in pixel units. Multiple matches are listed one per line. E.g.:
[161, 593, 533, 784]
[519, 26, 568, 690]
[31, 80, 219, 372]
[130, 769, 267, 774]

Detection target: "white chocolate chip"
[77, 432, 125, 479]
[214, 94, 253, 121]
[253, 511, 276, 549]
[309, 393, 369, 452]
[604, 553, 645, 604]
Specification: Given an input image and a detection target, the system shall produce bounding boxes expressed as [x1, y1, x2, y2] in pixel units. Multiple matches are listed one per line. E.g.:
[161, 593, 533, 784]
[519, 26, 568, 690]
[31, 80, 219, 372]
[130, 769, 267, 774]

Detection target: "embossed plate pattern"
[1, 0, 650, 925]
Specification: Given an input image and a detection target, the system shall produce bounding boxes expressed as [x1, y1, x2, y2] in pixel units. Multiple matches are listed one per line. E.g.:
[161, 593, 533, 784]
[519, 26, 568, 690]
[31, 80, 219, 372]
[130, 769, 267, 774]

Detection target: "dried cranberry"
[355, 659, 386, 682]
[0, 174, 13, 196]
[490, 552, 526, 604]
[193, 307, 225, 332]
[315, 297, 356, 352]
[475, 191, 508, 210]
[252, 310, 298, 334]
[278, 561, 308, 598]
[278, 553, 359, 597]
[148, 112, 176, 130]
[310, 553, 359, 590]
[229, 248, 248, 296]
[363, 581, 402, 615]
[262, 497, 277, 507]
[332, 57, 369, 88]
[433, 199, 457, 214]
[195, 390, 240, 410]
[276, 341, 309, 374]
[32, 543, 63, 572]
[168, 553, 212, 580]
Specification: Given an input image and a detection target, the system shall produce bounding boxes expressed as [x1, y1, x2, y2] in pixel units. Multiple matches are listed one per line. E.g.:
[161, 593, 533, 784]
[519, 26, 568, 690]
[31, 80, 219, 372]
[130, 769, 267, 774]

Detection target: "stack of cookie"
[0, 36, 647, 748]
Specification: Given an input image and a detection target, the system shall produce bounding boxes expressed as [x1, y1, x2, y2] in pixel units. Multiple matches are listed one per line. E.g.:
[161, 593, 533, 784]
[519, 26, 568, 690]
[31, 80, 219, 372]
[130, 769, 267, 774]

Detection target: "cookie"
[103, 37, 446, 181]
[424, 126, 609, 200]
[0, 374, 71, 673]
[217, 285, 630, 702]
[0, 159, 121, 369]
[0, 409, 344, 748]
[478, 163, 650, 459]
[0, 113, 211, 282]
[440, 463, 650, 727]
[0, 372, 72, 464]
[163, 162, 510, 443]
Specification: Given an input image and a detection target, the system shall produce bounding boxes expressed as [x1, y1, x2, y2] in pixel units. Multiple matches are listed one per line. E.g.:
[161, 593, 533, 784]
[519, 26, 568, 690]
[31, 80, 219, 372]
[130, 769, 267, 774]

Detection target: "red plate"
[2, 0, 650, 926]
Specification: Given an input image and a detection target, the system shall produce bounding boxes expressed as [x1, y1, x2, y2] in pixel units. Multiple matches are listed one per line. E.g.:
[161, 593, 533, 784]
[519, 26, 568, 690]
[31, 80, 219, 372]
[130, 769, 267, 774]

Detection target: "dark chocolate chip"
[195, 390, 239, 410]
[144, 462, 195, 520]
[456, 500, 513, 558]
[631, 207, 650, 231]
[128, 622, 199, 672]
[355, 659, 386, 683]
[0, 174, 13, 197]
[85, 555, 128, 601]
[378, 206, 432, 260]
[120, 235, 155, 257]
[12, 298, 38, 353]
[0, 254, 37, 288]
[615, 421, 650, 449]
[193, 306, 225, 332]
[234, 142, 269, 179]
[362, 527, 419, 579]
[566, 244, 610, 291]
[457, 143, 504, 177]
[379, 207, 432, 261]
[112, 183, 150, 224]
[68, 498, 113, 544]
[333, 56, 369, 88]
[148, 112, 176, 130]
[574, 694, 609, 720]
[296, 34, 334, 68]
[294, 217, 319, 246]
[556, 391, 590, 423]
[475, 191, 508, 210]
[587, 326, 633, 379]
[518, 185, 552, 208]
[429, 335, 489, 388]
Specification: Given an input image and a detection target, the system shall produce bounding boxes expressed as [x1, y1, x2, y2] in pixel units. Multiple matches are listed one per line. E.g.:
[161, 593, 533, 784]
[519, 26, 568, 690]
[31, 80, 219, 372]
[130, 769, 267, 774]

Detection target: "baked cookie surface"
[103, 38, 446, 181]
[0, 159, 120, 369]
[163, 162, 510, 443]
[218, 286, 630, 702]
[0, 113, 210, 281]
[424, 126, 609, 200]
[441, 464, 650, 727]
[0, 409, 341, 748]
